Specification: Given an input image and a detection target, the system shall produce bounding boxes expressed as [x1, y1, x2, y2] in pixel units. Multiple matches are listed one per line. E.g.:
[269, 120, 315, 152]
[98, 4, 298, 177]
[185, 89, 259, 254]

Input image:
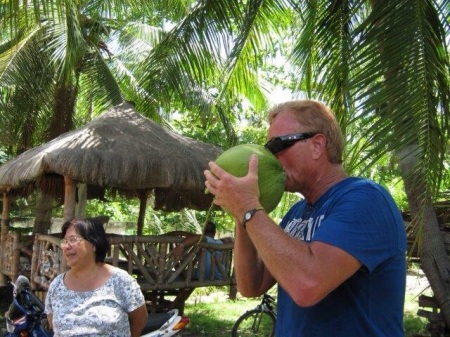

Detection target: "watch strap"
[242, 207, 264, 230]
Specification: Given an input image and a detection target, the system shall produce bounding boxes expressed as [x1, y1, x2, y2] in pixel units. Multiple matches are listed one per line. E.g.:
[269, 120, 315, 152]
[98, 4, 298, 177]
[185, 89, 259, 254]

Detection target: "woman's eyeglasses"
[60, 236, 84, 247]
[265, 132, 317, 154]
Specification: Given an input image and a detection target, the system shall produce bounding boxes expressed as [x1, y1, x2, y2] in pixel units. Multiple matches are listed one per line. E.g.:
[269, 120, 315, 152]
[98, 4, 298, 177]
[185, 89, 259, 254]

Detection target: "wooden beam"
[64, 176, 76, 221]
[0, 191, 10, 286]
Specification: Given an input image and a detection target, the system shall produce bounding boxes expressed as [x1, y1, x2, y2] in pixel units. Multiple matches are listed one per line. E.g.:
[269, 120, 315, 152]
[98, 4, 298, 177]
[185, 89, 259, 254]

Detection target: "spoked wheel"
[231, 309, 276, 337]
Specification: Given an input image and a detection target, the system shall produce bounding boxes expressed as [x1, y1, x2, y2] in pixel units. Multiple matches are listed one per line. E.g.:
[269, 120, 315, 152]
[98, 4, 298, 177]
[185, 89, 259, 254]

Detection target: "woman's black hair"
[61, 217, 109, 263]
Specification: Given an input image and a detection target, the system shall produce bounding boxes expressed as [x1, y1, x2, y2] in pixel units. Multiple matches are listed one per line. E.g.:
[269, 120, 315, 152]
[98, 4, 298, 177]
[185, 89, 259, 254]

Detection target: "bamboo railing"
[0, 231, 33, 283]
[23, 233, 235, 312]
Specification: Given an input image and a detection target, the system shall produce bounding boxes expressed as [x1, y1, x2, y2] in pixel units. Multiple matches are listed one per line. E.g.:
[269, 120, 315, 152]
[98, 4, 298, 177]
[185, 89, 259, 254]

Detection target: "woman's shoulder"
[107, 265, 135, 283]
[106, 265, 143, 297]
[49, 272, 65, 287]
[47, 272, 67, 296]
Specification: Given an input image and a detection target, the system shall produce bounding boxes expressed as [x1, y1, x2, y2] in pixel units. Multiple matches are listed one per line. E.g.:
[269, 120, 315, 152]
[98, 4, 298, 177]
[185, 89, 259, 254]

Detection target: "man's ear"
[311, 134, 327, 160]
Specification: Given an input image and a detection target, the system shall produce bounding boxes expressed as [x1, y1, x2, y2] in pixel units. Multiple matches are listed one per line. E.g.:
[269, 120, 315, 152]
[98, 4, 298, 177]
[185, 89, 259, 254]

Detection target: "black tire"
[231, 309, 276, 337]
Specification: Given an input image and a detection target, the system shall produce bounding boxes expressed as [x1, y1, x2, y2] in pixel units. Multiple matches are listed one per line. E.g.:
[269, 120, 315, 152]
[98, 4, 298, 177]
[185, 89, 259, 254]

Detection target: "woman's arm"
[46, 313, 53, 329]
[128, 304, 148, 337]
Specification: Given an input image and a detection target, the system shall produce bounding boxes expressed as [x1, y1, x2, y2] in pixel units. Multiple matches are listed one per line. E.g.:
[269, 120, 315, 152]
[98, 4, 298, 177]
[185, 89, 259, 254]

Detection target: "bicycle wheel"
[231, 309, 276, 337]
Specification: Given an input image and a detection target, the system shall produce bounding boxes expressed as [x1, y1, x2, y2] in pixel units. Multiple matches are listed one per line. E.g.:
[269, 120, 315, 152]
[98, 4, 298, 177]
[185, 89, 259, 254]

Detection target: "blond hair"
[268, 100, 344, 163]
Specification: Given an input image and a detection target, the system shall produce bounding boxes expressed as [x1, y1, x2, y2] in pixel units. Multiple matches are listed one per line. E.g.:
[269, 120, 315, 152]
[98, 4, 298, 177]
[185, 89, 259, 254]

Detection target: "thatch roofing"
[0, 102, 222, 211]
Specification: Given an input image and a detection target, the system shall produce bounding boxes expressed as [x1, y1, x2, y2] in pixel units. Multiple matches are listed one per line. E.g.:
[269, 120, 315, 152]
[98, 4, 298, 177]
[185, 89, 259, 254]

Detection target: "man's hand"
[204, 154, 262, 220]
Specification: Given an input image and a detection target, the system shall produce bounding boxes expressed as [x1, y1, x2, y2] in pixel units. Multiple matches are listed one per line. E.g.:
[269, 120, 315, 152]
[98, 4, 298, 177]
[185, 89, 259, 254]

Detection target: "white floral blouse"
[45, 267, 145, 336]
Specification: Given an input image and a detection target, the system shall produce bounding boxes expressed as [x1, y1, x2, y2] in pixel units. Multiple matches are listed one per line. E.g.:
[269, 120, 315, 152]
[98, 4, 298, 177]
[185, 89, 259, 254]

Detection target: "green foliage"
[403, 313, 429, 337]
[85, 198, 139, 223]
[141, 208, 237, 236]
[83, 192, 236, 235]
[170, 112, 231, 149]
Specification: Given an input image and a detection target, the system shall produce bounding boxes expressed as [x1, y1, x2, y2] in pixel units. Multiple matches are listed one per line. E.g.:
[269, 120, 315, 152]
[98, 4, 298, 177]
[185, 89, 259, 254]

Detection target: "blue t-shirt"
[277, 177, 406, 337]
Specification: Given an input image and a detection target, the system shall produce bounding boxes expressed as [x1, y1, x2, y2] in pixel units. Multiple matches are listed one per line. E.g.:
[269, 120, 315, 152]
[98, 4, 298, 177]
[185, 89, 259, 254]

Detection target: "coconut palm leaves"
[0, 0, 166, 153]
[135, 0, 291, 144]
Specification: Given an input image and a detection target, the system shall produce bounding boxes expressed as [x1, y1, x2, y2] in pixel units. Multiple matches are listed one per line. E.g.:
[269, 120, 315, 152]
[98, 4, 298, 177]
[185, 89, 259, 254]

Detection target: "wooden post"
[137, 190, 149, 235]
[75, 183, 87, 217]
[0, 191, 11, 286]
[64, 176, 76, 221]
[34, 192, 53, 235]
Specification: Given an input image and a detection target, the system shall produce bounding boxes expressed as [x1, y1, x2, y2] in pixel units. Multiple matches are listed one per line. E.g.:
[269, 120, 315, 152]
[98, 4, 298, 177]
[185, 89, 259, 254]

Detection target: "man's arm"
[243, 210, 361, 306]
[233, 217, 276, 296]
[205, 155, 361, 306]
[173, 234, 203, 257]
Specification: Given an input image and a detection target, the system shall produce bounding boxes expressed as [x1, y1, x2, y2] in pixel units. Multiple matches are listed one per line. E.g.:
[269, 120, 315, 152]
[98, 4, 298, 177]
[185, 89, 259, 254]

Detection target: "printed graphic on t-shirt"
[284, 207, 324, 242]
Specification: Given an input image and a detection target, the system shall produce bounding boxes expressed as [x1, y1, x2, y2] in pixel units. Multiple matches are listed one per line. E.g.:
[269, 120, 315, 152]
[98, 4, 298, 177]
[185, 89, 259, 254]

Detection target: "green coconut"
[214, 144, 286, 213]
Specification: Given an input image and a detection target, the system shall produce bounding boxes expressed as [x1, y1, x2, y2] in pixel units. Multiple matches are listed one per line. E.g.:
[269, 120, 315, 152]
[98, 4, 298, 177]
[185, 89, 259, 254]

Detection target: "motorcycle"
[4, 275, 189, 337]
[141, 308, 189, 337]
[4, 275, 52, 337]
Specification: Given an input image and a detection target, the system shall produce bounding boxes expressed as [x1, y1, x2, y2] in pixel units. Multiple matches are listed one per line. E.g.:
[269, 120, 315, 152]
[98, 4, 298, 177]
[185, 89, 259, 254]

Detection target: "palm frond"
[351, 0, 450, 196]
[289, 0, 364, 134]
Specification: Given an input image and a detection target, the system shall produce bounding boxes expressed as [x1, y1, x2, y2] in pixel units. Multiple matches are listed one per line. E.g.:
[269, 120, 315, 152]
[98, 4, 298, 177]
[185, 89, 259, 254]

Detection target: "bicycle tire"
[231, 309, 276, 337]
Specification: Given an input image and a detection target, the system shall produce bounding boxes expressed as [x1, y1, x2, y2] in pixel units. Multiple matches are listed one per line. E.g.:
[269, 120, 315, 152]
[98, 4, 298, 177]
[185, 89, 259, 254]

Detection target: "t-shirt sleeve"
[114, 269, 146, 313]
[312, 183, 403, 272]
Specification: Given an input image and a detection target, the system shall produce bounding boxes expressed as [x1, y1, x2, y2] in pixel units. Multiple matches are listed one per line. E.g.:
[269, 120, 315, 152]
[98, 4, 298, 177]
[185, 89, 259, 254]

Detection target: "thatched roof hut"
[0, 102, 222, 234]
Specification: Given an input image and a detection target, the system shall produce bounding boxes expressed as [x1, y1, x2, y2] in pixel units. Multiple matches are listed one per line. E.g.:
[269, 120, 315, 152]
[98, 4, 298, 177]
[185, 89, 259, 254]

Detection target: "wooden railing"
[1, 232, 236, 312]
[0, 231, 33, 283]
[106, 234, 235, 291]
[28, 233, 235, 290]
[30, 234, 66, 290]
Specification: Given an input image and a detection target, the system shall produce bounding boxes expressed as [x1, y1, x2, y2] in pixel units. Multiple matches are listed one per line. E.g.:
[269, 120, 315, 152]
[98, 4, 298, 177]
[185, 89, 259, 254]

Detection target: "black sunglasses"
[265, 132, 317, 154]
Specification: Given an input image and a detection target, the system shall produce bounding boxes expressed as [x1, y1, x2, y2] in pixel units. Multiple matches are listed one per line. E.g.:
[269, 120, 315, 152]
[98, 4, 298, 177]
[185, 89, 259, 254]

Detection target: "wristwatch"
[242, 208, 264, 229]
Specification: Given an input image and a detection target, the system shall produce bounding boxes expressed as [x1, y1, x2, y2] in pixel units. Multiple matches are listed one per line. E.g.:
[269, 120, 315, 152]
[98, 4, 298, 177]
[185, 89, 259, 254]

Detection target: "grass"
[402, 284, 432, 337]
[182, 288, 263, 336]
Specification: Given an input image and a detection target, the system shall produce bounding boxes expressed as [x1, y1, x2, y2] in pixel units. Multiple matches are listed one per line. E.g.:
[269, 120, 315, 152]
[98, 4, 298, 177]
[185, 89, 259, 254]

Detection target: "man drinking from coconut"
[204, 99, 406, 337]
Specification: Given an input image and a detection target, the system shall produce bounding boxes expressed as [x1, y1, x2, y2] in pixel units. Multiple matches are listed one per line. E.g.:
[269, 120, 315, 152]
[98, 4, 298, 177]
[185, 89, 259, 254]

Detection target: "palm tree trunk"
[398, 145, 450, 327]
[34, 81, 79, 232]
[46, 83, 77, 141]
[33, 192, 53, 235]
